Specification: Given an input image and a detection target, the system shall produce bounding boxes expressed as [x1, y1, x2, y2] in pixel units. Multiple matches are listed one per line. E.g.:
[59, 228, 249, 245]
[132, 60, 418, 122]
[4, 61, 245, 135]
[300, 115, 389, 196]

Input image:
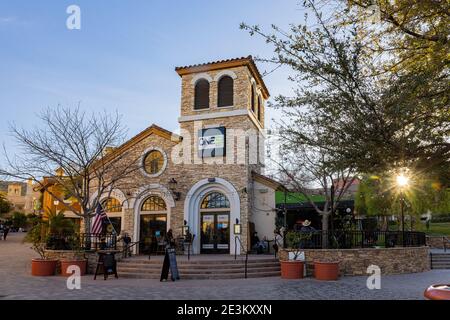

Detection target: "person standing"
[3, 225, 10, 240]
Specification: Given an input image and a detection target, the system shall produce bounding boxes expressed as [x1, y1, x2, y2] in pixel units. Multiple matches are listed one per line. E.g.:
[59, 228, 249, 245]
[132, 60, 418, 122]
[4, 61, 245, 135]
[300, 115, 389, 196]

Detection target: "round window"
[143, 150, 165, 175]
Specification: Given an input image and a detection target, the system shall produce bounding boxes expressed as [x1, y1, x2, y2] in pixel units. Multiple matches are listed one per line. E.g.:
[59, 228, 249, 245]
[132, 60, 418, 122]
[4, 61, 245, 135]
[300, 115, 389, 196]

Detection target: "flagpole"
[99, 203, 118, 235]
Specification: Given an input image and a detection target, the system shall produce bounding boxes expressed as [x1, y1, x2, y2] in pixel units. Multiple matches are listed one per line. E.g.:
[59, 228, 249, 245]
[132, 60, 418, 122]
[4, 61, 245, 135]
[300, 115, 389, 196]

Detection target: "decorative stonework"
[279, 247, 430, 275]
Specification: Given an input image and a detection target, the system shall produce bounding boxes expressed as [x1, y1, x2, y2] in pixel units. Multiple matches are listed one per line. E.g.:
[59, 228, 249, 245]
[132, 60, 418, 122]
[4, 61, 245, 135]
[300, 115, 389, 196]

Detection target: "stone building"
[0, 180, 40, 214]
[61, 56, 284, 255]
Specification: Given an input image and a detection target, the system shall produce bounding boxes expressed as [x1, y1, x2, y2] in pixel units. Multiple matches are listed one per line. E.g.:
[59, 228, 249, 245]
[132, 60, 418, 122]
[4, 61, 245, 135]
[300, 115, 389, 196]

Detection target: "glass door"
[201, 213, 230, 253]
[139, 214, 167, 254]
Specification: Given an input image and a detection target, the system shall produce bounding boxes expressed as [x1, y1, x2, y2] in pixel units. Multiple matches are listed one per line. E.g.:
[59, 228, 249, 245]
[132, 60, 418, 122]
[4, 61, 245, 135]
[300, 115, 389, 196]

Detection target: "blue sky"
[0, 0, 304, 166]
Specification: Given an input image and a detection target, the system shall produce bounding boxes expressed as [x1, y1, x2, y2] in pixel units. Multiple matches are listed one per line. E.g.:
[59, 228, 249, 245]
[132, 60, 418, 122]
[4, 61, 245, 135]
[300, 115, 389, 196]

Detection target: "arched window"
[141, 196, 167, 211]
[143, 150, 165, 175]
[218, 76, 234, 107]
[251, 85, 256, 113]
[101, 198, 122, 213]
[194, 79, 210, 109]
[257, 96, 262, 122]
[201, 192, 230, 209]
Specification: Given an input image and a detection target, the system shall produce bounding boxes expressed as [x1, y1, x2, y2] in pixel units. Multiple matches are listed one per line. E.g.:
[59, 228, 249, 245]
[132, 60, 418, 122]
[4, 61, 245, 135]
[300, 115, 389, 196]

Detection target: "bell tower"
[175, 56, 269, 168]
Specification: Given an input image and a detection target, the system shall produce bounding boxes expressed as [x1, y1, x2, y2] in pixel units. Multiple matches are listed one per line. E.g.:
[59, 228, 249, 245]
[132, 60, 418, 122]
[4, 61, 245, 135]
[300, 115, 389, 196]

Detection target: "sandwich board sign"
[160, 248, 180, 281]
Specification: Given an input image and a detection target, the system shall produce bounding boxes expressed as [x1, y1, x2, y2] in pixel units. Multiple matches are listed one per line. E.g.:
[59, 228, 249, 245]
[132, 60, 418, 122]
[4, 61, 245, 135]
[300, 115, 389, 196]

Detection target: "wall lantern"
[168, 178, 181, 201]
[182, 220, 189, 237]
[53, 200, 60, 206]
[234, 218, 241, 235]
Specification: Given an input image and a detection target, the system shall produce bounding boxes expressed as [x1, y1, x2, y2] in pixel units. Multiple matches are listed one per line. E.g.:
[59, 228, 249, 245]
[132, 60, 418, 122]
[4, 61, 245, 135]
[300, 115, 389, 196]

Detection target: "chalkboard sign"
[160, 248, 180, 281]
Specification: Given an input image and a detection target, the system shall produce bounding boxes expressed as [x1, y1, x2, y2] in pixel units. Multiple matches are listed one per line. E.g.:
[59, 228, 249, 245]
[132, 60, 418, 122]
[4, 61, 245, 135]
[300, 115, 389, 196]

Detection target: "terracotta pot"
[60, 259, 87, 276]
[31, 259, 58, 276]
[280, 260, 304, 279]
[424, 284, 450, 300]
[314, 261, 340, 281]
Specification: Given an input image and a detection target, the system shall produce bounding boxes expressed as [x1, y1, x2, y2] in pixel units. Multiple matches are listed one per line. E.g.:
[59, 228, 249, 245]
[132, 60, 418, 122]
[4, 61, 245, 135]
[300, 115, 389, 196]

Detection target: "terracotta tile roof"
[175, 55, 270, 99]
[252, 171, 287, 191]
[175, 56, 253, 71]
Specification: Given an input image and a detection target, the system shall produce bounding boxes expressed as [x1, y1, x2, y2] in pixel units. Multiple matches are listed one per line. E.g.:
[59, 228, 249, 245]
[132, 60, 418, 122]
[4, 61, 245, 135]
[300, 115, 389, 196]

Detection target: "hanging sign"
[198, 127, 226, 158]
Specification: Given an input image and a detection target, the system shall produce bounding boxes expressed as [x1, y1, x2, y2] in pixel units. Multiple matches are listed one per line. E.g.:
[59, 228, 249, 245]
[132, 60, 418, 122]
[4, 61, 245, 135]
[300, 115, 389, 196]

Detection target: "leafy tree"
[11, 211, 27, 229]
[0, 194, 12, 215]
[241, 0, 449, 177]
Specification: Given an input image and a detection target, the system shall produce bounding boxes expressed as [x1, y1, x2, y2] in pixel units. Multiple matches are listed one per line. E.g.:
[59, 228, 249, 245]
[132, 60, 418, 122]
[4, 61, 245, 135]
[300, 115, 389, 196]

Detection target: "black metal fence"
[46, 233, 118, 251]
[288, 230, 426, 249]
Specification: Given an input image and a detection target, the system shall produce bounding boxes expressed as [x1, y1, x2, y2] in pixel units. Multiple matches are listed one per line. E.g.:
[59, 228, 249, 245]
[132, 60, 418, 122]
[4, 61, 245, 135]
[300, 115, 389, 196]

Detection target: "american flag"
[91, 203, 107, 234]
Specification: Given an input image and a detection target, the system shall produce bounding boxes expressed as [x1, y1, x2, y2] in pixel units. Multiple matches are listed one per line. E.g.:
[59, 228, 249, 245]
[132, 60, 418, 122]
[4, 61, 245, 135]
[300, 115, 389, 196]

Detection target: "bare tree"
[0, 106, 141, 240]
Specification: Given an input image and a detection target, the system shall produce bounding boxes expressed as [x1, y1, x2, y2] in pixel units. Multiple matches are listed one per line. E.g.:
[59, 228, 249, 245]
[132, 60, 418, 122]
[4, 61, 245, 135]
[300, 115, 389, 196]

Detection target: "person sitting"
[251, 232, 266, 254]
[299, 220, 316, 249]
[119, 232, 132, 257]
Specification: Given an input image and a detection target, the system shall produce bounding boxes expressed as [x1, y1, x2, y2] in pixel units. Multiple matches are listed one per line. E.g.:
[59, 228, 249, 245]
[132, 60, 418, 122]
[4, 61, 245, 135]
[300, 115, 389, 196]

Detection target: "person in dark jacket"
[3, 226, 9, 240]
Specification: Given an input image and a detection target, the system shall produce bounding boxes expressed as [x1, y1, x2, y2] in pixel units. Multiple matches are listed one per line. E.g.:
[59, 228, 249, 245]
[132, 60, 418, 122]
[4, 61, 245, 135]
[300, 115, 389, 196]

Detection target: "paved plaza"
[0, 233, 448, 300]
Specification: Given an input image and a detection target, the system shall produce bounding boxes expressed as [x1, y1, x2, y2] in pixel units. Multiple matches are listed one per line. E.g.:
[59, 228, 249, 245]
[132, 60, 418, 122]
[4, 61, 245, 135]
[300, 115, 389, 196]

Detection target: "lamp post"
[396, 173, 409, 247]
[168, 178, 181, 201]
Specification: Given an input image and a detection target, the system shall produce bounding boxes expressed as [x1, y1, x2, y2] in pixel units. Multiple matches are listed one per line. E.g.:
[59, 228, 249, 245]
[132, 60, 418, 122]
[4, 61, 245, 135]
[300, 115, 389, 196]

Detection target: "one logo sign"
[198, 127, 226, 158]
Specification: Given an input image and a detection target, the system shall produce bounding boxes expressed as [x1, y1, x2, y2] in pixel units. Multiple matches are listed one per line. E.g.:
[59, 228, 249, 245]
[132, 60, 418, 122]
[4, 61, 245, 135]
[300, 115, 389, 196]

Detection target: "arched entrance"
[138, 195, 167, 254]
[184, 178, 241, 255]
[131, 184, 175, 254]
[200, 192, 230, 254]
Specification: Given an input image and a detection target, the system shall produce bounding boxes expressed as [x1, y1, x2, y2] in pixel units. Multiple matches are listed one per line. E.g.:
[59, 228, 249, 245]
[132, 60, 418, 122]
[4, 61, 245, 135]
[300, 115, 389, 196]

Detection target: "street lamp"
[182, 220, 189, 237]
[168, 178, 181, 201]
[396, 173, 409, 246]
[234, 218, 241, 235]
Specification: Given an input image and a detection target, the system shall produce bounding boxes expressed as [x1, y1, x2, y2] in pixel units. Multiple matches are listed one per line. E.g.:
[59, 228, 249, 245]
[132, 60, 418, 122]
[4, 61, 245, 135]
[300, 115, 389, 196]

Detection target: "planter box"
[60, 259, 87, 276]
[31, 259, 58, 276]
[314, 261, 339, 281]
[281, 260, 304, 279]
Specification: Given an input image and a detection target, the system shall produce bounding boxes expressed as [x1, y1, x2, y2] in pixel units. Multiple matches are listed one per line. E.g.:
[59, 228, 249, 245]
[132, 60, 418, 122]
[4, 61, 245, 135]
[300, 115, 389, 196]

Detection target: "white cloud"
[0, 16, 17, 24]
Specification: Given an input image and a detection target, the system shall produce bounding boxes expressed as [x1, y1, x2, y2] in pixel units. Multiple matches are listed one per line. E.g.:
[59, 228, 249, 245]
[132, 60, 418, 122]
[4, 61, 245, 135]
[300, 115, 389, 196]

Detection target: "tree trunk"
[321, 213, 329, 249]
[83, 215, 91, 250]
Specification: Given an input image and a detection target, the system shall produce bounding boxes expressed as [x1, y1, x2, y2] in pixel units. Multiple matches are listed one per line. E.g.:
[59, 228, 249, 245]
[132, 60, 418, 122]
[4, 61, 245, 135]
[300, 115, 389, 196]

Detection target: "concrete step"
[117, 262, 280, 269]
[118, 271, 281, 280]
[431, 265, 450, 269]
[118, 258, 278, 265]
[117, 266, 281, 274]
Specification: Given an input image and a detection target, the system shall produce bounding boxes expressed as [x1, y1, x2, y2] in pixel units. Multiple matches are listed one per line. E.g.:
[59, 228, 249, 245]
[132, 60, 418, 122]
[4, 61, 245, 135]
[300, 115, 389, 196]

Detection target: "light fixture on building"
[168, 178, 181, 201]
[208, 178, 216, 183]
[234, 218, 241, 235]
[53, 200, 59, 206]
[182, 220, 189, 237]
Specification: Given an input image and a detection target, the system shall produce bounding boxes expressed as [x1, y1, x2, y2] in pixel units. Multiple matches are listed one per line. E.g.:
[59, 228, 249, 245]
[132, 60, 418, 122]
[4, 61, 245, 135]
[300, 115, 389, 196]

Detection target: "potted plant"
[45, 208, 87, 276]
[60, 234, 87, 276]
[314, 258, 340, 281]
[24, 217, 58, 276]
[280, 231, 309, 279]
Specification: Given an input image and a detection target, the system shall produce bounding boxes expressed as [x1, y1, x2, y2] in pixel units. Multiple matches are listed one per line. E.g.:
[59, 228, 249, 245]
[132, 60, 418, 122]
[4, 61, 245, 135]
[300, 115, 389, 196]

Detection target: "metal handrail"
[443, 236, 449, 252]
[234, 236, 248, 279]
[121, 240, 142, 259]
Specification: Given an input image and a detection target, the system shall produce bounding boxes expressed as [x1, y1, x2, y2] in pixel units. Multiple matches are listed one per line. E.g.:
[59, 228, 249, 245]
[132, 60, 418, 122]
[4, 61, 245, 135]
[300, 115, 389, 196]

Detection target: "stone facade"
[426, 236, 449, 249]
[279, 247, 430, 275]
[64, 57, 282, 256]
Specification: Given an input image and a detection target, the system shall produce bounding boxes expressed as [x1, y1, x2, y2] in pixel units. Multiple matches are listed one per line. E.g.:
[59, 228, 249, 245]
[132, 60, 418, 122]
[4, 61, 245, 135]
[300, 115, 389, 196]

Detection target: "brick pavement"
[1, 233, 448, 300]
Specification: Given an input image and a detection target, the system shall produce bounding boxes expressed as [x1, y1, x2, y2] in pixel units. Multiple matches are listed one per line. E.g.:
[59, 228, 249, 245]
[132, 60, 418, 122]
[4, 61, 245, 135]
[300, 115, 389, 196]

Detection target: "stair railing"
[120, 241, 142, 259]
[234, 236, 249, 279]
[443, 236, 449, 252]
